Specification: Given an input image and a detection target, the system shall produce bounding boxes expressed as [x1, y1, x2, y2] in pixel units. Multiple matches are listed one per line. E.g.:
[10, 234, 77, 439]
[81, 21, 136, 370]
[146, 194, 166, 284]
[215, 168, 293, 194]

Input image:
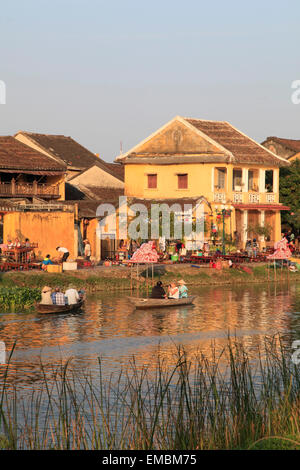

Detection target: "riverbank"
[0, 263, 298, 292]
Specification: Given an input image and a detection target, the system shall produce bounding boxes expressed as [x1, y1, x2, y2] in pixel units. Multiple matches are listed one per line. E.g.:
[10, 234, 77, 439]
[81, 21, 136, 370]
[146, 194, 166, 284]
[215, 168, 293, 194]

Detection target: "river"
[0, 281, 300, 392]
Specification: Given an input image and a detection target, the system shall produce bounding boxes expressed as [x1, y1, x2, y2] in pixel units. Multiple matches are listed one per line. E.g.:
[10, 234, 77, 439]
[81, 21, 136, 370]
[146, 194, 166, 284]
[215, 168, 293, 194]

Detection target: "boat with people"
[129, 296, 196, 309]
[36, 298, 85, 314]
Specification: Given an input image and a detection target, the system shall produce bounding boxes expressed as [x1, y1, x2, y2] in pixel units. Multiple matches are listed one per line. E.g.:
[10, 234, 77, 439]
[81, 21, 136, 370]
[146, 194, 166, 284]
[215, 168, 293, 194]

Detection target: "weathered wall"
[134, 120, 221, 155]
[3, 211, 75, 260]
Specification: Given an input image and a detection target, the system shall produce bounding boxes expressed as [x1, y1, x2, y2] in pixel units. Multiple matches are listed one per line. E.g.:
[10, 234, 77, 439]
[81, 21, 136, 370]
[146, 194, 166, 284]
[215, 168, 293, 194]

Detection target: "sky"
[0, 0, 300, 161]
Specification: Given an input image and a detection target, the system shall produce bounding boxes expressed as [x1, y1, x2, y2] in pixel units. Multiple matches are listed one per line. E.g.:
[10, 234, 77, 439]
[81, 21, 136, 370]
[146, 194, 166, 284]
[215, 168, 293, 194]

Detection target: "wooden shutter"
[147, 174, 157, 189]
[178, 174, 188, 189]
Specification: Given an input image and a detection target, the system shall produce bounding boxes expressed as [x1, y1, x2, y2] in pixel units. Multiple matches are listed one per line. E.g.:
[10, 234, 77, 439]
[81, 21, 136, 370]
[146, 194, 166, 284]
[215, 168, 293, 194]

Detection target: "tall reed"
[0, 335, 300, 450]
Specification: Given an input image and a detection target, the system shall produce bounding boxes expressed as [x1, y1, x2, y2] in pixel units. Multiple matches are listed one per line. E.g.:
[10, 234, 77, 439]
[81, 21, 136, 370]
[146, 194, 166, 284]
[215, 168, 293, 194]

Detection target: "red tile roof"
[185, 119, 287, 166]
[262, 137, 300, 155]
[0, 137, 66, 172]
[17, 132, 124, 181]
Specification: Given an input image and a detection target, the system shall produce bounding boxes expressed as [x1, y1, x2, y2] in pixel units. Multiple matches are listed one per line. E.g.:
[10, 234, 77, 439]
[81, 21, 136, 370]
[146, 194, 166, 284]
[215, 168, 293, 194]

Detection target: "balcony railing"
[213, 192, 226, 203]
[233, 192, 243, 203]
[266, 193, 276, 203]
[248, 193, 260, 203]
[0, 182, 60, 198]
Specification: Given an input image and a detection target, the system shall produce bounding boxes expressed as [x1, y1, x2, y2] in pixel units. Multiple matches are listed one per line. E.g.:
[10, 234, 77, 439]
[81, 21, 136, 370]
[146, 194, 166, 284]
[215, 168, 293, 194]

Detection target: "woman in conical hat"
[178, 279, 188, 298]
[40, 286, 53, 305]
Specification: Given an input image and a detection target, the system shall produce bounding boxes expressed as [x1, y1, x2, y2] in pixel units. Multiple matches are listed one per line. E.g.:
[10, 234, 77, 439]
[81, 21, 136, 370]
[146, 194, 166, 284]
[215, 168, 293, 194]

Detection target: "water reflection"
[0, 282, 299, 391]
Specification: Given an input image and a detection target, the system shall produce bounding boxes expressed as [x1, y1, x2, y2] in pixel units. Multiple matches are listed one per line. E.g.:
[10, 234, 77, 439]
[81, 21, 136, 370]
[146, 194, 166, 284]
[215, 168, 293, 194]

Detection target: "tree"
[279, 160, 300, 234]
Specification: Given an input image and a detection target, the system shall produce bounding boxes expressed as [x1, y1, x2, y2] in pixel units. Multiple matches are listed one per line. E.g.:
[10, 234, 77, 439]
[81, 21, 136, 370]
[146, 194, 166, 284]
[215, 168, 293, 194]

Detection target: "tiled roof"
[185, 119, 287, 166]
[65, 183, 124, 202]
[18, 132, 124, 181]
[262, 137, 300, 154]
[17, 132, 105, 170]
[0, 137, 66, 172]
[117, 116, 288, 167]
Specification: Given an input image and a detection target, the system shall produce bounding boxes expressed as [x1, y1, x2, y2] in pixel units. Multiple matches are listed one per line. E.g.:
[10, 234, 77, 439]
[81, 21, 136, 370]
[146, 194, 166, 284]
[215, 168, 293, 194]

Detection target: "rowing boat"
[36, 299, 85, 314]
[128, 296, 196, 309]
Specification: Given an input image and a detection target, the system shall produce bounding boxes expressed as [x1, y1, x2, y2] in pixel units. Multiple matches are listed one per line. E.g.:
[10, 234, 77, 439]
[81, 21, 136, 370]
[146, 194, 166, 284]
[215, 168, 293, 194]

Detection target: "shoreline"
[0, 263, 298, 292]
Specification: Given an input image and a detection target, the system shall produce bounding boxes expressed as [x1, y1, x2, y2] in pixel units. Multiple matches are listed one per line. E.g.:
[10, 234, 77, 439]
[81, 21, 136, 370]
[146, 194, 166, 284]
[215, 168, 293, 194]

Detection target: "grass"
[0, 335, 300, 450]
[0, 263, 297, 295]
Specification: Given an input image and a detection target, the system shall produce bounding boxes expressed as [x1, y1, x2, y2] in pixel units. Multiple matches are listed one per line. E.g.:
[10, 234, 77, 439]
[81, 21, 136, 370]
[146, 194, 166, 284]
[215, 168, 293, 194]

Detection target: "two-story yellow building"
[115, 116, 290, 247]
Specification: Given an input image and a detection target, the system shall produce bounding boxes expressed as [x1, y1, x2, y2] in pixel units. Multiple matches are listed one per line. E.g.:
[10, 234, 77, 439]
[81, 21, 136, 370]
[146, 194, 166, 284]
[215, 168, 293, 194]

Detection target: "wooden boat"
[36, 298, 85, 314]
[129, 296, 196, 309]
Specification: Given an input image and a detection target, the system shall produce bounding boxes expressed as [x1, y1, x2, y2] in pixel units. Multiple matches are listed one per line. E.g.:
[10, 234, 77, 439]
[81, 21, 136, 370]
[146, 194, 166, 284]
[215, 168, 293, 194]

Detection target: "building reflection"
[0, 282, 296, 390]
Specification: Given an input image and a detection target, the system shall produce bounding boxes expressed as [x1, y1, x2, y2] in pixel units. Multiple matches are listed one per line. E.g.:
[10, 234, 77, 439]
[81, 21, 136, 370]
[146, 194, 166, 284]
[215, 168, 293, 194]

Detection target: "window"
[233, 169, 242, 191]
[265, 170, 274, 192]
[217, 168, 226, 189]
[177, 174, 188, 189]
[147, 174, 157, 189]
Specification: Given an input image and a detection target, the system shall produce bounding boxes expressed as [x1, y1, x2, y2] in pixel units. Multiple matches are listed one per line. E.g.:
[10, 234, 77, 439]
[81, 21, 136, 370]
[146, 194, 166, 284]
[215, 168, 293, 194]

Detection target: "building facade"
[116, 116, 290, 247]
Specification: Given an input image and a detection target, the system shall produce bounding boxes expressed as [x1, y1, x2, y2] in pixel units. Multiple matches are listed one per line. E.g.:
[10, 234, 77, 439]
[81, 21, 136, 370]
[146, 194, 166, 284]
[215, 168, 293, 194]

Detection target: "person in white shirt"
[56, 246, 70, 263]
[84, 239, 91, 260]
[65, 285, 79, 305]
[167, 282, 179, 299]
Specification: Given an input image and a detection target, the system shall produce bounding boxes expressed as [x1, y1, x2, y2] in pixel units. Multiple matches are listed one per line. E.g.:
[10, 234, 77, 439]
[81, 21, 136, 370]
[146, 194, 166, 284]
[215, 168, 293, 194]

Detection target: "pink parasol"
[130, 241, 159, 263]
[267, 238, 292, 260]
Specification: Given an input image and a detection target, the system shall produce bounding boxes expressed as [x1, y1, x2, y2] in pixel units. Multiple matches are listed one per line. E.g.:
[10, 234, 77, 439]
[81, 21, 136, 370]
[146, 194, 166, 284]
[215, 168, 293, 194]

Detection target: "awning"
[233, 204, 290, 211]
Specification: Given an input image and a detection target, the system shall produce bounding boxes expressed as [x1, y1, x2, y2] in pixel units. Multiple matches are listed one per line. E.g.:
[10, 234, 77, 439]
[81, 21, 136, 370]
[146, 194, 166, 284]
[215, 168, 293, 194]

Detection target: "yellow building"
[115, 116, 290, 247]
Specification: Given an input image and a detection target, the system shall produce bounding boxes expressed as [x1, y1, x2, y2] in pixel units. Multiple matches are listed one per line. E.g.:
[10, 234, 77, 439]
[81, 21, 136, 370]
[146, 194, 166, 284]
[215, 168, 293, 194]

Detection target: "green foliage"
[0, 287, 41, 309]
[247, 223, 272, 239]
[280, 160, 300, 233]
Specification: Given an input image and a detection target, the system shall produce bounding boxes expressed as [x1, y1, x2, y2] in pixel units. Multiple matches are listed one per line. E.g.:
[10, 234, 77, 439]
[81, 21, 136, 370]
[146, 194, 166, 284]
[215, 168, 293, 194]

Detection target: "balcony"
[213, 192, 226, 203]
[0, 182, 60, 198]
[248, 193, 260, 203]
[265, 193, 276, 203]
[233, 192, 243, 203]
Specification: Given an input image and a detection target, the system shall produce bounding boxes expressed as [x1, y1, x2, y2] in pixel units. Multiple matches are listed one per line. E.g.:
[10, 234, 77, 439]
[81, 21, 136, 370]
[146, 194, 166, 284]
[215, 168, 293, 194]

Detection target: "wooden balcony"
[0, 182, 60, 198]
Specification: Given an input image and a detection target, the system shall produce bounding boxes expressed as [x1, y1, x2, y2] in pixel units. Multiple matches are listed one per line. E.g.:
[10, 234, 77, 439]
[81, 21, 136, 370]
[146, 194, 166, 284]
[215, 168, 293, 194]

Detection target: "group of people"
[245, 238, 259, 258]
[40, 285, 84, 306]
[151, 279, 188, 299]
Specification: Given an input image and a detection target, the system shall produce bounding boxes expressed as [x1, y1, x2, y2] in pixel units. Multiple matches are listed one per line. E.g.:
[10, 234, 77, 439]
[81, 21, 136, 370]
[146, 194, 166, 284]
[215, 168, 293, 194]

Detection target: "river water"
[0, 281, 300, 393]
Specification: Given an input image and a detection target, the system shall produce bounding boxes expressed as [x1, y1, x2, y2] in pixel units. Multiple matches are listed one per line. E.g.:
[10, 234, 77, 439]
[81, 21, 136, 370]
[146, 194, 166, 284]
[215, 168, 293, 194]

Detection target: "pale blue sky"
[0, 0, 299, 161]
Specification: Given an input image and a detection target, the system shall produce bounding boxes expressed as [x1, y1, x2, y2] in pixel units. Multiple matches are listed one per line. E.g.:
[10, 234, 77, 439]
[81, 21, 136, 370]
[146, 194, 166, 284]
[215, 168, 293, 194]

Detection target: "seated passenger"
[51, 287, 67, 305]
[150, 281, 166, 299]
[178, 279, 188, 298]
[168, 282, 179, 299]
[65, 285, 80, 305]
[40, 286, 53, 305]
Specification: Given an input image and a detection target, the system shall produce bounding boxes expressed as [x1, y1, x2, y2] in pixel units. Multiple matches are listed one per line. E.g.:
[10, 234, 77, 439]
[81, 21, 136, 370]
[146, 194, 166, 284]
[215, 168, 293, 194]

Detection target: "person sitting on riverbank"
[51, 287, 67, 305]
[178, 279, 188, 298]
[40, 286, 53, 305]
[168, 282, 179, 299]
[42, 254, 53, 271]
[65, 285, 79, 305]
[150, 281, 166, 299]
